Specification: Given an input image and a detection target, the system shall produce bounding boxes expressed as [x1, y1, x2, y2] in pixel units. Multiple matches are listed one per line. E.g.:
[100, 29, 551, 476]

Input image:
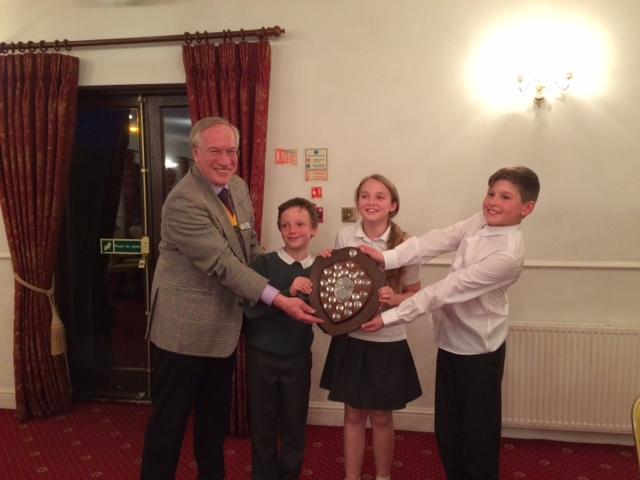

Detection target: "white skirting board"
[307, 400, 634, 446]
[0, 388, 16, 409]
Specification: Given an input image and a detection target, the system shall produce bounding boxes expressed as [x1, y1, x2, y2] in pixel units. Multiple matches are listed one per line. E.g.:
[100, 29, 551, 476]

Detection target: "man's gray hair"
[189, 116, 240, 149]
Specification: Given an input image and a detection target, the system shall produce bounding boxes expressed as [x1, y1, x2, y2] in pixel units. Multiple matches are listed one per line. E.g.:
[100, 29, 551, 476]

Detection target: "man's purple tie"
[218, 188, 234, 213]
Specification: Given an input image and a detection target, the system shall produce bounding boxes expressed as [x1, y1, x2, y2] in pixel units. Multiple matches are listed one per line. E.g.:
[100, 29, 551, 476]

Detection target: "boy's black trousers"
[247, 346, 312, 480]
[435, 343, 506, 480]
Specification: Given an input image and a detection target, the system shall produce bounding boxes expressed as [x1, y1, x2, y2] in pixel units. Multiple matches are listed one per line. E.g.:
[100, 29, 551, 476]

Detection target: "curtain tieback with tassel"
[13, 273, 66, 356]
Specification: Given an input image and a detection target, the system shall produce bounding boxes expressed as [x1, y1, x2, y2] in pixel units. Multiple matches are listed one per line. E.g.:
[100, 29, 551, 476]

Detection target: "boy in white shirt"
[360, 166, 540, 480]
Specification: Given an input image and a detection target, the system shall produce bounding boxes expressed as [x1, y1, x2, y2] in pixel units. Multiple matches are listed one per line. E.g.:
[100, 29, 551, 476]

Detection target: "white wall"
[1, 0, 638, 442]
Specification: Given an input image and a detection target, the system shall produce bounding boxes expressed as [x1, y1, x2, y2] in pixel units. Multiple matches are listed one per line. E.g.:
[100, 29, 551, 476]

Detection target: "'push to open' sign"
[100, 237, 149, 255]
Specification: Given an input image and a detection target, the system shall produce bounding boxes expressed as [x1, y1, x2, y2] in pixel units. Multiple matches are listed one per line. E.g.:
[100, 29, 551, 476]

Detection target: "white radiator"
[503, 323, 640, 433]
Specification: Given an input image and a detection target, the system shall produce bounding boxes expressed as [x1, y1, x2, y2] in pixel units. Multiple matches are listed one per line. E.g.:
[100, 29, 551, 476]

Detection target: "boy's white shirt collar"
[277, 248, 314, 269]
[480, 222, 522, 236]
[355, 222, 391, 242]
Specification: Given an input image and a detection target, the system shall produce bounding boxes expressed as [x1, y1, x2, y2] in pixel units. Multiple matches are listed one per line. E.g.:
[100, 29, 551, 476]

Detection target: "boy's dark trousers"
[434, 343, 506, 480]
[247, 346, 312, 480]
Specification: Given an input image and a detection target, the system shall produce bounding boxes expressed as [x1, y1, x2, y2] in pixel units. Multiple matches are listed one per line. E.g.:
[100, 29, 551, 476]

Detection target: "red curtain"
[182, 40, 271, 436]
[0, 53, 79, 421]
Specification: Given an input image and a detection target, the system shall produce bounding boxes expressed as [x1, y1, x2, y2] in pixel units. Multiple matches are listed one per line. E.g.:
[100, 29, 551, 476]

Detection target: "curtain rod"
[0, 25, 285, 54]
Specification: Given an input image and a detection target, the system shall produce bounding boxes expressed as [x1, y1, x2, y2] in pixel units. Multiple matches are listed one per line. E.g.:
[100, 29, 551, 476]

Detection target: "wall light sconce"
[467, 15, 607, 111]
[516, 72, 574, 107]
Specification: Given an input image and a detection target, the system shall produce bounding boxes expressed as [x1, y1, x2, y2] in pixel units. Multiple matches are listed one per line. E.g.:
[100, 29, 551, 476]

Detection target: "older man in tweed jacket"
[140, 117, 321, 480]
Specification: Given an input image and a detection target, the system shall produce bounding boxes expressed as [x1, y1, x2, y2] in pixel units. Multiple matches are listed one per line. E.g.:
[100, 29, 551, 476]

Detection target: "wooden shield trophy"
[309, 247, 385, 336]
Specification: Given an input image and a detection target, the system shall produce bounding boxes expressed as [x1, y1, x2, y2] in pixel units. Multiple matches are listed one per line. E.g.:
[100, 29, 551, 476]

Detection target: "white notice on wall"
[304, 148, 328, 181]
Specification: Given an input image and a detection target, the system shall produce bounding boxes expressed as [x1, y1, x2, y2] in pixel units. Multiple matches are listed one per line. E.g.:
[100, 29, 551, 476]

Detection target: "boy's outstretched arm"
[360, 245, 384, 265]
[382, 251, 522, 326]
[362, 281, 420, 332]
[361, 315, 384, 332]
[362, 214, 479, 271]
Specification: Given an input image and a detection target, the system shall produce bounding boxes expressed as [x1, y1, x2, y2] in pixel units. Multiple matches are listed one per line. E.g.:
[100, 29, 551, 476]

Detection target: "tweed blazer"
[147, 166, 268, 357]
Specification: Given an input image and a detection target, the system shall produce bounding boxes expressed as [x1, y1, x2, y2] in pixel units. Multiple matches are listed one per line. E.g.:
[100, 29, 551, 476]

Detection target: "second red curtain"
[182, 40, 271, 436]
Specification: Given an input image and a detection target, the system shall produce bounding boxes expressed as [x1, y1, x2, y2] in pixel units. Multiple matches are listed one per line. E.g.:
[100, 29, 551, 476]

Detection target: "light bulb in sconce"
[517, 72, 574, 107]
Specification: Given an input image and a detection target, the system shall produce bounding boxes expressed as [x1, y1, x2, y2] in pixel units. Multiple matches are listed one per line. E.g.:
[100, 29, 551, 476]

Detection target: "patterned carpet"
[0, 402, 637, 479]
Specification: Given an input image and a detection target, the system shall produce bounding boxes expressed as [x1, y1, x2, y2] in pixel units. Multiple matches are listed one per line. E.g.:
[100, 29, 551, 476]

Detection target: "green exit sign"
[100, 238, 143, 255]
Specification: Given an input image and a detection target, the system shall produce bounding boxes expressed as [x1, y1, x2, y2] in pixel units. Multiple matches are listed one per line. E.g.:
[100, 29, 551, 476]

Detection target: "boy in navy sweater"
[244, 197, 319, 480]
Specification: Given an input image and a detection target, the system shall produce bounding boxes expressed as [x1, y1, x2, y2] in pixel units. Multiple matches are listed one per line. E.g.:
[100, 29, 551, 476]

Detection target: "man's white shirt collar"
[212, 184, 228, 195]
[194, 165, 228, 195]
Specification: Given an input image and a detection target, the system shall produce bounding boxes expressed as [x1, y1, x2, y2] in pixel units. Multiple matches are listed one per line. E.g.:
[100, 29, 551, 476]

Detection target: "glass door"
[57, 88, 190, 401]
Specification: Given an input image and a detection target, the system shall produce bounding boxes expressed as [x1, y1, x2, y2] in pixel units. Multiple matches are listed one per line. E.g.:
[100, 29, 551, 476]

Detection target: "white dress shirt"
[381, 212, 525, 354]
[336, 222, 420, 343]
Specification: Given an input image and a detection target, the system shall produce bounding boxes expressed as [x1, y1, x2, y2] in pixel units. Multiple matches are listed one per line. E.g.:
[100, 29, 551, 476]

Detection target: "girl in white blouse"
[320, 174, 423, 480]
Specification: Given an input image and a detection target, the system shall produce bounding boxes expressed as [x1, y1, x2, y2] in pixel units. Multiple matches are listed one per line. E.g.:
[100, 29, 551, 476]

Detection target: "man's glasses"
[202, 148, 239, 159]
